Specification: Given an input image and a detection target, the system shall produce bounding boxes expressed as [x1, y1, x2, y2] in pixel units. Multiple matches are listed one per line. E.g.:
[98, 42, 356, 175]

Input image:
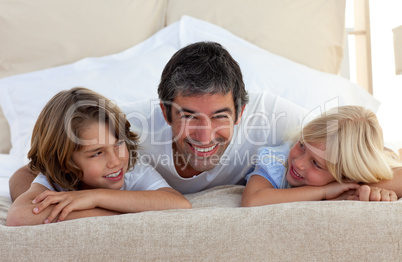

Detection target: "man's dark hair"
[158, 41, 249, 122]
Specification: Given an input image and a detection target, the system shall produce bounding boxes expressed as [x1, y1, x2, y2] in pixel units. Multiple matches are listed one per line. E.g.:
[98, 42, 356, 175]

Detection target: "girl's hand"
[323, 182, 360, 200]
[346, 185, 398, 201]
[32, 190, 99, 223]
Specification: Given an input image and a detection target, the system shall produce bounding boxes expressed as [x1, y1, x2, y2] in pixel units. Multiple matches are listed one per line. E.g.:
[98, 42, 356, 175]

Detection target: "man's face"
[161, 93, 244, 178]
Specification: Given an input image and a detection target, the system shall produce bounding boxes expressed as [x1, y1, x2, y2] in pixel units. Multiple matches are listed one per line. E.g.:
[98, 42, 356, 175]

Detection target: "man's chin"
[188, 162, 218, 173]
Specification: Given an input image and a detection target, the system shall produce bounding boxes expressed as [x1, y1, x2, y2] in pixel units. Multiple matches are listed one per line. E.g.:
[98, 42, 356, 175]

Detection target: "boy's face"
[161, 93, 244, 178]
[286, 141, 335, 187]
[71, 122, 129, 190]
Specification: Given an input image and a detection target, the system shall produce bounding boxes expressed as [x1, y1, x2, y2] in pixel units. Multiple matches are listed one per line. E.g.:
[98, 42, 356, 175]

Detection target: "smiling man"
[129, 42, 307, 194]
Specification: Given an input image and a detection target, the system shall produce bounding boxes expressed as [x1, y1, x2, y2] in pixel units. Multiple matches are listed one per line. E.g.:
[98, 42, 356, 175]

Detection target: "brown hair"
[28, 87, 138, 190]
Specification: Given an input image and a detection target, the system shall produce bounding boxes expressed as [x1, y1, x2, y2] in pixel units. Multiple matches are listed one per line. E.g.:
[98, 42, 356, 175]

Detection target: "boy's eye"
[116, 140, 125, 146]
[91, 152, 102, 158]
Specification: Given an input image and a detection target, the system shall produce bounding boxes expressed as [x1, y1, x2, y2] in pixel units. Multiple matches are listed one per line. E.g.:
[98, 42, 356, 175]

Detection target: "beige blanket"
[1, 185, 402, 261]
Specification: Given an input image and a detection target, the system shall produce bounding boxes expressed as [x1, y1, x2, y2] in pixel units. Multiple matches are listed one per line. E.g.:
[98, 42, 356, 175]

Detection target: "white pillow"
[0, 154, 23, 197]
[0, 22, 180, 161]
[178, 16, 380, 113]
[0, 16, 380, 166]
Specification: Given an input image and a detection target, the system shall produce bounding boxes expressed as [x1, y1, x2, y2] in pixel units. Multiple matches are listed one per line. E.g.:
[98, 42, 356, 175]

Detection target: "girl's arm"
[30, 187, 191, 223]
[6, 183, 120, 226]
[366, 167, 402, 198]
[241, 175, 360, 207]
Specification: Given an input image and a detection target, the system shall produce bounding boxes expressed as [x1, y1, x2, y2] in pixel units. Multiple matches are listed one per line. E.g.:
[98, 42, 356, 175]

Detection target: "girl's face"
[71, 122, 129, 190]
[286, 141, 335, 187]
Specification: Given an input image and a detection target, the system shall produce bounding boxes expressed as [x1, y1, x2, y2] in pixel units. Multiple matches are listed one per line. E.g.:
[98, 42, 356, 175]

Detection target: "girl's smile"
[286, 141, 335, 187]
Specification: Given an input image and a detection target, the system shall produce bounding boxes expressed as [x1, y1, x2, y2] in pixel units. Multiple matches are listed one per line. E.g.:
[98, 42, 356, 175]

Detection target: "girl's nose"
[293, 154, 306, 171]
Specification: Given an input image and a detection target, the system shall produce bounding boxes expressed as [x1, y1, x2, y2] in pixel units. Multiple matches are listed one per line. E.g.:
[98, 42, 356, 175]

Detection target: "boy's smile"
[72, 122, 129, 190]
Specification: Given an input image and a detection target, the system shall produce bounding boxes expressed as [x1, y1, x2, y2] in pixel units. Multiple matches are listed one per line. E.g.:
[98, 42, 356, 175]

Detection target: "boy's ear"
[160, 102, 171, 126]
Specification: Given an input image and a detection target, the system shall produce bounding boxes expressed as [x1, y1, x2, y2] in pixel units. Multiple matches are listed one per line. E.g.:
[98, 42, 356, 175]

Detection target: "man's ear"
[235, 105, 246, 125]
[160, 102, 171, 126]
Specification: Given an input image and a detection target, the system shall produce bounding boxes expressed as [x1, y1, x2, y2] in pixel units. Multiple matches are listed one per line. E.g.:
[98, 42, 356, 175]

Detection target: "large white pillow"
[0, 22, 180, 162]
[0, 16, 380, 167]
[178, 16, 380, 113]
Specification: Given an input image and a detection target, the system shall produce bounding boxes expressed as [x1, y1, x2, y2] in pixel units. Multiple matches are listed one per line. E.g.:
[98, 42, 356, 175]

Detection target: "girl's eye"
[312, 160, 321, 169]
[299, 141, 305, 151]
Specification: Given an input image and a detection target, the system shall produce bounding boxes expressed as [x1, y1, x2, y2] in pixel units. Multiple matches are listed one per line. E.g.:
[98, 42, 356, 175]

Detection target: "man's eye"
[181, 114, 196, 120]
[214, 114, 228, 119]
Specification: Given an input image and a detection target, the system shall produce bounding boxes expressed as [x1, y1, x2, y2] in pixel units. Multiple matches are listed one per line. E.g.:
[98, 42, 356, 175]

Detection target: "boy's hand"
[32, 190, 99, 223]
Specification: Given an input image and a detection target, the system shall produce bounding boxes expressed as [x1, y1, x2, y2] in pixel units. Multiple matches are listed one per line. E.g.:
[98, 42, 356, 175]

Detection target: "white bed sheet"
[0, 154, 23, 199]
[0, 16, 380, 198]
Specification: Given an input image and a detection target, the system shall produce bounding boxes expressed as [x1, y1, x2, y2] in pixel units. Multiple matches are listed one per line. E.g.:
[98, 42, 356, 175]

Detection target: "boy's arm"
[6, 183, 120, 226]
[9, 165, 37, 201]
[31, 187, 192, 222]
[241, 175, 360, 207]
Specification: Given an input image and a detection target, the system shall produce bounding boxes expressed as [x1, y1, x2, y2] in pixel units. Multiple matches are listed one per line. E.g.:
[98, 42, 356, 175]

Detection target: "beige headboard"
[0, 0, 346, 154]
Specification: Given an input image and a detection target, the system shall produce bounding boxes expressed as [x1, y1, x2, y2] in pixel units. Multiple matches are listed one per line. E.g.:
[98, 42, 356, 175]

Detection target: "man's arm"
[9, 165, 37, 201]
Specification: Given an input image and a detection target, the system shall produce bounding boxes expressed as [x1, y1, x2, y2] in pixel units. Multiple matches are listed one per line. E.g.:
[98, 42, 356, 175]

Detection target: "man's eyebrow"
[175, 107, 233, 115]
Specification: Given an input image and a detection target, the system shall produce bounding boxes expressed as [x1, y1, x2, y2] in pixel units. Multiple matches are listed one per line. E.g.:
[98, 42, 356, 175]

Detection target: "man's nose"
[189, 117, 214, 145]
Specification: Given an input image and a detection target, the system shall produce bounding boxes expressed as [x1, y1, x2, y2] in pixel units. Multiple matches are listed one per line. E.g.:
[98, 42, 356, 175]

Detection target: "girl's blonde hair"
[28, 87, 138, 190]
[300, 105, 401, 184]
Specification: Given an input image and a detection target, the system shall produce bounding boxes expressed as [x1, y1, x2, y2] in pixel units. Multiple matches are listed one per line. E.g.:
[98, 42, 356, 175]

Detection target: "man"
[10, 42, 402, 200]
[128, 42, 305, 194]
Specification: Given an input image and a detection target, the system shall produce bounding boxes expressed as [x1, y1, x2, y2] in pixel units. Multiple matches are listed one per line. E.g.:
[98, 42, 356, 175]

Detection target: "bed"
[1, 0, 401, 261]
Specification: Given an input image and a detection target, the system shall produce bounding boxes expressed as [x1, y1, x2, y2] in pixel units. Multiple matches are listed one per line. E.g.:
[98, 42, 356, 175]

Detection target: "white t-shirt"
[32, 161, 171, 191]
[121, 92, 307, 194]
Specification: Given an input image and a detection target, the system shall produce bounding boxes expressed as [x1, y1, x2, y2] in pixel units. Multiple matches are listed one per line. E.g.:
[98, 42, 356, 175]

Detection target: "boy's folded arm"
[94, 187, 192, 212]
[6, 184, 120, 226]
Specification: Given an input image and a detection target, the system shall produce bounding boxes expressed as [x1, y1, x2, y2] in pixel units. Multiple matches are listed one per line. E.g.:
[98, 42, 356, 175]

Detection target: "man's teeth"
[193, 144, 217, 153]
[106, 170, 121, 178]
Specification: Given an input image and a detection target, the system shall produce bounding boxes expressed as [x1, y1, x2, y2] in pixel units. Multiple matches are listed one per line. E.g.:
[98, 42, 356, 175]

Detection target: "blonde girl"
[242, 105, 402, 206]
[7, 87, 190, 226]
